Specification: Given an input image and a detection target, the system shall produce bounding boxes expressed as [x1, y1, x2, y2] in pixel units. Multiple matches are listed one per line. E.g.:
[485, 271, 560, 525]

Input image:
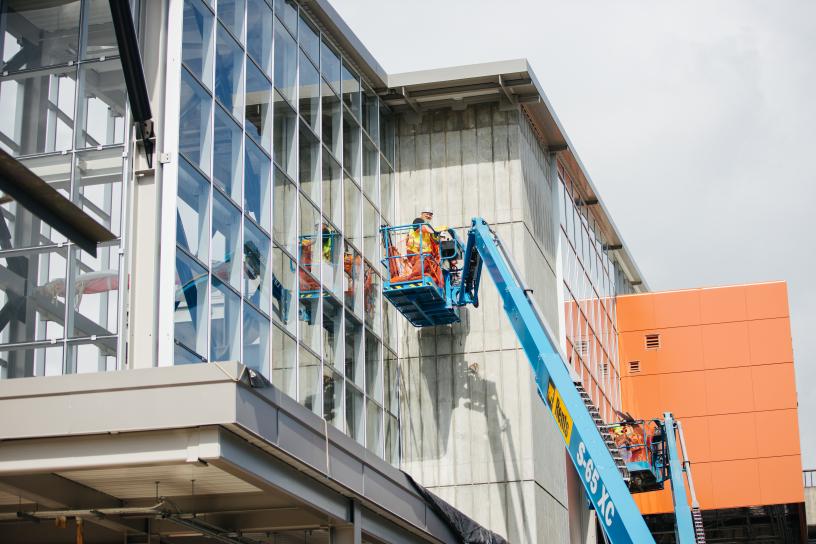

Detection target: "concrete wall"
[806, 487, 815, 531]
[395, 104, 576, 543]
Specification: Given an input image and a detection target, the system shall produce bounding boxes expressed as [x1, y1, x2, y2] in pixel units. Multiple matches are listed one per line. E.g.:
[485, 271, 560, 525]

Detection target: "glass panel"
[343, 241, 361, 315]
[346, 383, 363, 445]
[83, 0, 118, 59]
[75, 148, 124, 237]
[299, 123, 320, 202]
[177, 157, 210, 262]
[366, 400, 382, 455]
[215, 23, 243, 118]
[384, 350, 398, 414]
[66, 337, 117, 374]
[343, 177, 361, 248]
[179, 69, 212, 175]
[362, 86, 378, 141]
[0, 345, 63, 380]
[1, 0, 80, 71]
[212, 191, 242, 290]
[363, 198, 379, 265]
[298, 287, 320, 354]
[0, 247, 67, 345]
[243, 218, 270, 313]
[244, 137, 271, 230]
[341, 63, 360, 119]
[243, 303, 269, 376]
[174, 250, 208, 363]
[321, 81, 341, 158]
[182, 0, 214, 87]
[322, 294, 343, 371]
[271, 243, 296, 333]
[76, 59, 126, 149]
[380, 158, 394, 223]
[365, 331, 381, 400]
[323, 366, 343, 431]
[322, 151, 341, 227]
[274, 0, 298, 35]
[211, 276, 240, 361]
[1, 155, 70, 249]
[364, 266, 380, 333]
[299, 345, 320, 414]
[271, 322, 296, 397]
[343, 110, 360, 181]
[213, 105, 243, 202]
[273, 18, 297, 102]
[0, 67, 77, 156]
[299, 53, 320, 130]
[245, 61, 272, 151]
[383, 301, 397, 350]
[68, 244, 120, 338]
[299, 14, 319, 65]
[344, 311, 362, 386]
[320, 40, 340, 92]
[298, 193, 320, 278]
[385, 413, 399, 465]
[379, 106, 395, 165]
[273, 167, 297, 253]
[321, 220, 342, 297]
[246, 0, 273, 75]
[362, 138, 378, 205]
[273, 90, 296, 178]
[217, 0, 244, 41]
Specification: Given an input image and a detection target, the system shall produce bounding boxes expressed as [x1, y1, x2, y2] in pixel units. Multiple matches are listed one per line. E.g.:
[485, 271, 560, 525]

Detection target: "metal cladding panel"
[276, 411, 329, 473]
[618, 282, 804, 514]
[364, 466, 427, 528]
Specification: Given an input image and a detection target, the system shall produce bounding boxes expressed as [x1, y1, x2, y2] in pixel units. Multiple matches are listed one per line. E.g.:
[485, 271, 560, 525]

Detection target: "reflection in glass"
[246, 0, 273, 75]
[182, 0, 214, 87]
[346, 384, 364, 445]
[385, 413, 399, 465]
[243, 219, 271, 313]
[75, 148, 124, 236]
[363, 198, 379, 265]
[321, 81, 341, 158]
[273, 168, 297, 254]
[380, 107, 395, 164]
[273, 91, 297, 178]
[271, 244, 297, 336]
[299, 123, 320, 202]
[363, 137, 378, 204]
[323, 367, 343, 431]
[299, 14, 319, 65]
[213, 105, 243, 202]
[343, 241, 361, 315]
[174, 250, 208, 363]
[322, 151, 341, 227]
[245, 61, 272, 151]
[343, 110, 360, 180]
[323, 295, 343, 371]
[211, 276, 240, 362]
[244, 138, 271, 230]
[244, 303, 269, 376]
[320, 40, 340, 93]
[275, 0, 298, 35]
[273, 19, 297, 102]
[84, 0, 119, 59]
[344, 177, 361, 249]
[384, 350, 398, 413]
[1, 0, 80, 71]
[321, 220, 342, 297]
[366, 400, 382, 454]
[0, 345, 63, 380]
[68, 244, 120, 339]
[0, 67, 77, 156]
[217, 0, 245, 40]
[215, 23, 243, 117]
[179, 69, 212, 175]
[67, 338, 117, 374]
[212, 191, 242, 290]
[365, 331, 381, 401]
[362, 85, 379, 141]
[271, 323, 297, 397]
[344, 311, 362, 386]
[364, 265, 381, 333]
[341, 63, 360, 119]
[299, 53, 320, 130]
[77, 60, 126, 148]
[380, 158, 394, 223]
[177, 157, 210, 262]
[299, 345, 320, 414]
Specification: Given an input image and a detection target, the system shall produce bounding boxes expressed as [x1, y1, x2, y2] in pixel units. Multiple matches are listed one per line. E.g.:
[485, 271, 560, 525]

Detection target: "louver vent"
[600, 362, 609, 377]
[645, 334, 661, 350]
[576, 339, 589, 355]
[629, 360, 641, 374]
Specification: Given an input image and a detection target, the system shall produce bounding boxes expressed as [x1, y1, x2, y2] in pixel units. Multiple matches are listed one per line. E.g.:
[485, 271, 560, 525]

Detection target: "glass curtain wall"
[0, 0, 127, 378]
[174, 0, 398, 463]
[557, 164, 633, 424]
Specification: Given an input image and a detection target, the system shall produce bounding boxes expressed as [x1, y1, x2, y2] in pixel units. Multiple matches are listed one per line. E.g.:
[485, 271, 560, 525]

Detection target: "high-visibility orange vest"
[406, 225, 438, 256]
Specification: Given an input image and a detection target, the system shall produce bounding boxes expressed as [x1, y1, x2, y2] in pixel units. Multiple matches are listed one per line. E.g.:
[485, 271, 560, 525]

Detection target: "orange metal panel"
[657, 372, 708, 418]
[755, 409, 801, 458]
[620, 330, 658, 376]
[708, 459, 762, 509]
[653, 290, 701, 329]
[699, 285, 747, 324]
[616, 294, 655, 332]
[656, 326, 704, 374]
[748, 318, 794, 365]
[678, 416, 712, 463]
[751, 363, 798, 411]
[758, 455, 805, 505]
[701, 321, 750, 370]
[621, 374, 662, 417]
[704, 366, 755, 415]
[745, 282, 789, 320]
[707, 412, 758, 462]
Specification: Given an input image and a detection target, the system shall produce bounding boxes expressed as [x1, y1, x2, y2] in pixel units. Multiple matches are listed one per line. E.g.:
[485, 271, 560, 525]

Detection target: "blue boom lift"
[381, 218, 706, 544]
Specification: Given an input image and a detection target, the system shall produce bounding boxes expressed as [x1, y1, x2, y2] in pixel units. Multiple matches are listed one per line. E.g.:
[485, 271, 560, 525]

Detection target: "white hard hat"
[420, 206, 434, 214]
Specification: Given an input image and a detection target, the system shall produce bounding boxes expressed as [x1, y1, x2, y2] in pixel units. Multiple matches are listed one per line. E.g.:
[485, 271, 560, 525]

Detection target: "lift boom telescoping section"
[450, 218, 656, 544]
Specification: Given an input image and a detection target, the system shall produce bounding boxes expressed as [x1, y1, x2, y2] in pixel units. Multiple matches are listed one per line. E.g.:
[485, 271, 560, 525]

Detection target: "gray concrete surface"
[806, 486, 815, 530]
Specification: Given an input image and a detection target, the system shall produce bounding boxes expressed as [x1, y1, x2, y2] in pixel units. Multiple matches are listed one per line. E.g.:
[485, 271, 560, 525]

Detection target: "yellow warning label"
[547, 380, 573, 446]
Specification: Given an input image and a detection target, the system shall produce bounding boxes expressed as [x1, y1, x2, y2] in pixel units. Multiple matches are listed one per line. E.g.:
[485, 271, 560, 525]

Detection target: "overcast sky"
[330, 0, 816, 467]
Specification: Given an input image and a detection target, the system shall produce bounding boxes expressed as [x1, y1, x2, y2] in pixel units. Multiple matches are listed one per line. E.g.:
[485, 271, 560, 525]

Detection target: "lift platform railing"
[380, 222, 463, 290]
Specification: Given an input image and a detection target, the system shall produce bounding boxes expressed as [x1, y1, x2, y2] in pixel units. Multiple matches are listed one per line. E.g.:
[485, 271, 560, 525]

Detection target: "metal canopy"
[0, 149, 116, 256]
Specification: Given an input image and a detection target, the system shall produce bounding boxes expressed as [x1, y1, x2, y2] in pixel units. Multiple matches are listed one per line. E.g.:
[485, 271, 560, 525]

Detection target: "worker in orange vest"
[391, 209, 443, 288]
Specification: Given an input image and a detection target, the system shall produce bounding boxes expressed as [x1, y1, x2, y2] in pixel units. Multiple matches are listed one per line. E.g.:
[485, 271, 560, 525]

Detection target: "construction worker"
[390, 214, 443, 287]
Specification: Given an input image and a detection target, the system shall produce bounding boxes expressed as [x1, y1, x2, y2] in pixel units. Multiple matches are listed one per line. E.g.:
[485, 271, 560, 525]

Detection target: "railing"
[804, 469, 815, 488]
